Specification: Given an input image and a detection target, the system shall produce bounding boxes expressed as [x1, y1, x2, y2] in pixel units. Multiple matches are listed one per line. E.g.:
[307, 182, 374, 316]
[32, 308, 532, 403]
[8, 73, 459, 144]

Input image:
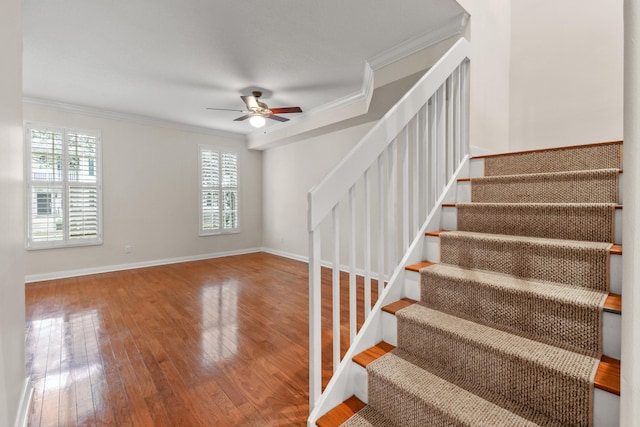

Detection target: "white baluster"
[402, 126, 410, 252]
[413, 114, 421, 233]
[364, 170, 372, 317]
[377, 154, 386, 294]
[387, 139, 397, 273]
[348, 186, 356, 344]
[308, 227, 321, 410]
[332, 205, 340, 373]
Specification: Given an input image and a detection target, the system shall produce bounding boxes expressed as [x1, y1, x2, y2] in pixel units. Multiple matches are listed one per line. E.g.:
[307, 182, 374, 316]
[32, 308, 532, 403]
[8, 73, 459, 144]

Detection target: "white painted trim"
[368, 12, 469, 71]
[261, 247, 309, 264]
[14, 378, 33, 427]
[23, 97, 245, 140]
[24, 247, 263, 283]
[246, 63, 375, 151]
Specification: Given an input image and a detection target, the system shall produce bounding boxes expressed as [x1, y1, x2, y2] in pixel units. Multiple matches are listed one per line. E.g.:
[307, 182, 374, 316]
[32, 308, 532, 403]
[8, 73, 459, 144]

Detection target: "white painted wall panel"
[0, 0, 26, 424]
[508, 0, 623, 151]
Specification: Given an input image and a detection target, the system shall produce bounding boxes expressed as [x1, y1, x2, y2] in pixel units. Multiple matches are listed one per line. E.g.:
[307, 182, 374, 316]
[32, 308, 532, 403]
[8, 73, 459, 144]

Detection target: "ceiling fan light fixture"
[249, 115, 266, 128]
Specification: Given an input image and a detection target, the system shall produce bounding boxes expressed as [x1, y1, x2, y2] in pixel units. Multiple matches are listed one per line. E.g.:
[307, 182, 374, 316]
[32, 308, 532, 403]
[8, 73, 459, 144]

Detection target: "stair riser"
[421, 272, 604, 357]
[594, 388, 620, 427]
[439, 235, 611, 292]
[449, 204, 621, 244]
[404, 272, 621, 359]
[469, 143, 623, 178]
[422, 237, 622, 294]
[398, 318, 593, 425]
[462, 169, 623, 204]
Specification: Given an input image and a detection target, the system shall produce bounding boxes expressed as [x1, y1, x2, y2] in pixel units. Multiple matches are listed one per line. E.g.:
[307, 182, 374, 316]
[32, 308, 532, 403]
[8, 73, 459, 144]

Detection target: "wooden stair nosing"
[316, 395, 366, 427]
[404, 261, 436, 272]
[425, 230, 623, 255]
[353, 341, 395, 368]
[469, 140, 623, 160]
[381, 298, 418, 315]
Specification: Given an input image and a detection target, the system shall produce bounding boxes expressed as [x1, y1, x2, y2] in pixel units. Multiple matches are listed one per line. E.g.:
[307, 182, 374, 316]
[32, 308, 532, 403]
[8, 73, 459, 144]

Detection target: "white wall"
[262, 122, 374, 259]
[24, 105, 263, 279]
[0, 0, 26, 424]
[457, 0, 512, 154]
[509, 0, 623, 151]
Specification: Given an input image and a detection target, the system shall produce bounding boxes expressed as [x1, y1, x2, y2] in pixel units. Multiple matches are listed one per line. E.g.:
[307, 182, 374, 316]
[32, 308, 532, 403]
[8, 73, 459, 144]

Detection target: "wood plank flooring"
[25, 252, 380, 426]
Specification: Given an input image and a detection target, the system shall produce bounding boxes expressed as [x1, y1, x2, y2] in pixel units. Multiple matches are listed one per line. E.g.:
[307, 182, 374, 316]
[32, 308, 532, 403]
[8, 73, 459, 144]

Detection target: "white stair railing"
[307, 38, 471, 412]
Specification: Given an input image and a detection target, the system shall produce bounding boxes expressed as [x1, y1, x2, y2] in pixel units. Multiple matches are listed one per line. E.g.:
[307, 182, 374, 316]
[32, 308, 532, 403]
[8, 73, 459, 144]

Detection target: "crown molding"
[246, 62, 375, 150]
[247, 14, 466, 151]
[368, 12, 468, 71]
[23, 97, 245, 140]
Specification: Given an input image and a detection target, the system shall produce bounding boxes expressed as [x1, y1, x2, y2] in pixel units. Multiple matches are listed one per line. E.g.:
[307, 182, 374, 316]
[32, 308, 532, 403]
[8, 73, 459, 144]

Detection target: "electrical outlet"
[124, 245, 132, 254]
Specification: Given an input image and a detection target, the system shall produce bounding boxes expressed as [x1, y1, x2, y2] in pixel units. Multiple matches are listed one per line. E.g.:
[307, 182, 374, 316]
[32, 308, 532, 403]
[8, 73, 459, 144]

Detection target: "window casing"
[199, 145, 239, 235]
[25, 124, 102, 249]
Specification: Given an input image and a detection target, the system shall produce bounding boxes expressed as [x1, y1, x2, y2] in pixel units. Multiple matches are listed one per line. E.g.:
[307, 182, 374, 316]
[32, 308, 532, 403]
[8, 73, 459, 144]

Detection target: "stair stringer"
[307, 157, 471, 427]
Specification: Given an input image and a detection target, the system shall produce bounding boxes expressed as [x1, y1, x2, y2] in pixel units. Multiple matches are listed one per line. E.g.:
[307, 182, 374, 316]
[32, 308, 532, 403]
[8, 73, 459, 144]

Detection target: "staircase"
[317, 141, 622, 426]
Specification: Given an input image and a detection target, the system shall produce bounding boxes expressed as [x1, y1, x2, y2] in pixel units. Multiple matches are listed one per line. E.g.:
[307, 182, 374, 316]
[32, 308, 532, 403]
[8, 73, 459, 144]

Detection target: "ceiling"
[23, 1, 465, 138]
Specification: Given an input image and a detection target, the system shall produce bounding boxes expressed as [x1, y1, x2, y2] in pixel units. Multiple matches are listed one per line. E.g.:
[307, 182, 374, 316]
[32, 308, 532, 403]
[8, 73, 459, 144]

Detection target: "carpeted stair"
[341, 142, 622, 426]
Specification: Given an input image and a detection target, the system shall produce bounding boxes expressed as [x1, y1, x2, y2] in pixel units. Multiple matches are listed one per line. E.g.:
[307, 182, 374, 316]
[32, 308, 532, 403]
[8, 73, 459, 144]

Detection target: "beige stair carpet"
[483, 142, 622, 176]
[456, 202, 616, 243]
[396, 304, 599, 426]
[420, 263, 606, 356]
[352, 349, 556, 427]
[438, 231, 612, 291]
[471, 168, 620, 204]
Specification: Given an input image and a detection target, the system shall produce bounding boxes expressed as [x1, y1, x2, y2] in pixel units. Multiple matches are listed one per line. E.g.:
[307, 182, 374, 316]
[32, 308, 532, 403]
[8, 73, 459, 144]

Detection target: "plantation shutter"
[199, 146, 239, 235]
[26, 124, 102, 249]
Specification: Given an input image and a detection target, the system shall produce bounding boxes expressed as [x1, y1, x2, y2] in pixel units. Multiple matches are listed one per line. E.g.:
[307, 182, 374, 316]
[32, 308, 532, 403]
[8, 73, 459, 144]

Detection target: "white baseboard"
[14, 378, 33, 427]
[25, 246, 384, 283]
[24, 247, 264, 283]
[261, 247, 309, 264]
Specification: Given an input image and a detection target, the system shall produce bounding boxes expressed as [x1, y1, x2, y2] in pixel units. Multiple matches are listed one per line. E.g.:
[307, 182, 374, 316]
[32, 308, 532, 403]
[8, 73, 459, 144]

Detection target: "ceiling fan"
[207, 91, 303, 128]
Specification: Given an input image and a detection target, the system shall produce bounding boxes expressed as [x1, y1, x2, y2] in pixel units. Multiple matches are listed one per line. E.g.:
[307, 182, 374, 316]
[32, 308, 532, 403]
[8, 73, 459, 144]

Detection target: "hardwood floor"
[25, 252, 380, 426]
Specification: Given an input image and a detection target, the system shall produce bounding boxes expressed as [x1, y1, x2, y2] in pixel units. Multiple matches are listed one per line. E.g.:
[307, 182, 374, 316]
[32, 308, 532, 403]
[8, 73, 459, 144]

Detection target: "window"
[199, 145, 239, 235]
[25, 124, 102, 249]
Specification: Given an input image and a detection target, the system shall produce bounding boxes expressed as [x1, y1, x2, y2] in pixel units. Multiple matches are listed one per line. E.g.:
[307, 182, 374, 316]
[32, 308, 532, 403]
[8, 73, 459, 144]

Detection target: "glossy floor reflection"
[25, 252, 379, 426]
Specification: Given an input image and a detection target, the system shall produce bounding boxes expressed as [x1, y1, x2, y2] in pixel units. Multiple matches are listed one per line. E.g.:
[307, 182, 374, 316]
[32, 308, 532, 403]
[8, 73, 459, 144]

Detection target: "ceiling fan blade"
[233, 114, 253, 122]
[241, 95, 259, 110]
[269, 107, 303, 114]
[206, 107, 246, 112]
[266, 114, 289, 122]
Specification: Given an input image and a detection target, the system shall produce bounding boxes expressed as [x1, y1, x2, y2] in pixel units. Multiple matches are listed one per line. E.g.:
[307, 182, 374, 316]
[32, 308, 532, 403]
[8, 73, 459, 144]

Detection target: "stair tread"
[425, 263, 608, 306]
[595, 356, 621, 395]
[381, 298, 417, 315]
[355, 340, 620, 399]
[367, 349, 562, 426]
[462, 168, 623, 180]
[409, 261, 621, 313]
[426, 229, 623, 255]
[404, 261, 435, 272]
[353, 341, 395, 368]
[604, 293, 622, 313]
[316, 395, 366, 427]
[400, 303, 597, 369]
